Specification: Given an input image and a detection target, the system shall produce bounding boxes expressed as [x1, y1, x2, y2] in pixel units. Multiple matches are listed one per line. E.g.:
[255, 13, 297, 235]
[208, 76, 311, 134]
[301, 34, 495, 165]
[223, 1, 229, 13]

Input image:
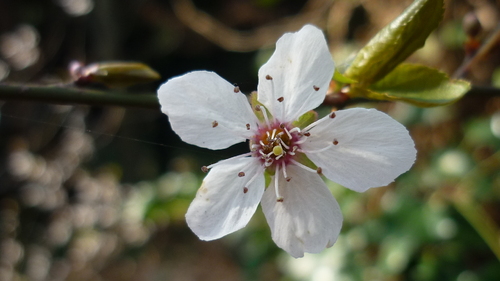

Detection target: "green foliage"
[350, 63, 470, 107]
[335, 0, 471, 107]
[344, 0, 444, 85]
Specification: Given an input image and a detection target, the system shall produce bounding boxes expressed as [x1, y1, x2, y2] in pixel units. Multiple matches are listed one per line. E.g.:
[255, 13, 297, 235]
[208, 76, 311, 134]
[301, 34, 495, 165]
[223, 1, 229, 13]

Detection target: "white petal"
[158, 71, 257, 150]
[185, 156, 265, 240]
[261, 164, 342, 258]
[302, 108, 416, 192]
[257, 25, 335, 122]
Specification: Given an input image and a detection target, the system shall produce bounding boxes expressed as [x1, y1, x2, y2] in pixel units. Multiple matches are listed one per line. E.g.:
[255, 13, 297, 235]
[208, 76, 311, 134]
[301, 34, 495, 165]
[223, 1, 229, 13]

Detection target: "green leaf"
[74, 62, 161, 88]
[351, 63, 470, 107]
[344, 0, 444, 85]
[333, 69, 356, 84]
[292, 110, 318, 129]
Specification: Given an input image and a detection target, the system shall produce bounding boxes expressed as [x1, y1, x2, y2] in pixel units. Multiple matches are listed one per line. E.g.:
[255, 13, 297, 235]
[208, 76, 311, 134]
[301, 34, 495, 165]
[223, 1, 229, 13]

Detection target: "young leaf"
[72, 62, 161, 88]
[351, 63, 470, 107]
[344, 0, 444, 85]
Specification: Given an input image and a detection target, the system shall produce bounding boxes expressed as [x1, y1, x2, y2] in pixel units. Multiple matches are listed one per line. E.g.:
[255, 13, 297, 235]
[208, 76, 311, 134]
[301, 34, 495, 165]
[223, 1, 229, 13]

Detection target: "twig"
[453, 24, 500, 79]
[0, 84, 160, 109]
[171, 0, 332, 52]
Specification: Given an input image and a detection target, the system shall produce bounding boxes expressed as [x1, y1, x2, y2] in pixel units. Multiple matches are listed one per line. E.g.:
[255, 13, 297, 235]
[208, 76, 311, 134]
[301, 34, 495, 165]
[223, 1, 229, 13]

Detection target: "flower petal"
[158, 71, 257, 150]
[302, 108, 416, 192]
[257, 25, 335, 122]
[261, 164, 342, 258]
[186, 156, 265, 240]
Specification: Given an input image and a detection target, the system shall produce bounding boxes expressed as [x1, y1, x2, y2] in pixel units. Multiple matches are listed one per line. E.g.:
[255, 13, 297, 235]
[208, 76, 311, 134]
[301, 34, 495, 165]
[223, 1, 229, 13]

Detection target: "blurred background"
[0, 0, 500, 280]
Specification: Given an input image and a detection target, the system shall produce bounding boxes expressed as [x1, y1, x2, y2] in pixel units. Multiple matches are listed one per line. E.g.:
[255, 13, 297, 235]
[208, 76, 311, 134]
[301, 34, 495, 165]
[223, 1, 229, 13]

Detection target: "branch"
[0, 83, 160, 109]
[0, 83, 499, 110]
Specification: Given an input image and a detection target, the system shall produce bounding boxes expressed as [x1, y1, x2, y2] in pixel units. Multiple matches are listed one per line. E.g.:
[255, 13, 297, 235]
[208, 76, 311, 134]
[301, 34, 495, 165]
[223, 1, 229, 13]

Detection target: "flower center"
[251, 122, 301, 168]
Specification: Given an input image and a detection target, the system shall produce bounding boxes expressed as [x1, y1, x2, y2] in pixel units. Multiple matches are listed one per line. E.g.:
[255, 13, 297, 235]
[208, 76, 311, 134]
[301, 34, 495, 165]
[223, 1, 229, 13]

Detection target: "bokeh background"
[0, 0, 500, 280]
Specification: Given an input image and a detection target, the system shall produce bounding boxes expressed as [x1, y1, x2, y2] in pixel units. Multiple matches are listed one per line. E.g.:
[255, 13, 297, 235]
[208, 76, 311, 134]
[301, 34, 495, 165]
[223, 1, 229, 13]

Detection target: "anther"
[243, 187, 248, 194]
[238, 172, 245, 177]
[255, 105, 261, 111]
[316, 167, 323, 174]
[212, 120, 218, 127]
[234, 86, 240, 93]
[329, 112, 336, 118]
[201, 166, 209, 173]
[285, 177, 291, 182]
[277, 198, 284, 202]
[313, 85, 320, 91]
[303, 132, 311, 137]
[246, 123, 251, 130]
[333, 139, 339, 145]
[279, 123, 285, 129]
[266, 75, 273, 80]
[277, 97, 284, 102]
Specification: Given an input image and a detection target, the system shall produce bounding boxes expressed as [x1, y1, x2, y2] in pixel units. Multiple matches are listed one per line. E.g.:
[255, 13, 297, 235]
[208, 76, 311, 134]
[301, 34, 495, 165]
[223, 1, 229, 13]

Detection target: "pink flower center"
[250, 122, 302, 169]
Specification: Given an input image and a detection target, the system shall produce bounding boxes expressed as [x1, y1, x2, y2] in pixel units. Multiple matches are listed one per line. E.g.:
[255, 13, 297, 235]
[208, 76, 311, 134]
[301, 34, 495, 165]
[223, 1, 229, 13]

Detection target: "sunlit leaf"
[350, 63, 470, 107]
[72, 61, 161, 88]
[344, 0, 444, 85]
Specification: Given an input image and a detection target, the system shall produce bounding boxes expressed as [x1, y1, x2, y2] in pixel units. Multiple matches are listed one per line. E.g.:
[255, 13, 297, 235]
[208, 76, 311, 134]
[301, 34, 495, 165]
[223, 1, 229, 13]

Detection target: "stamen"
[201, 166, 209, 173]
[238, 172, 245, 177]
[212, 120, 218, 128]
[282, 162, 291, 182]
[258, 105, 271, 127]
[277, 97, 284, 102]
[302, 112, 337, 132]
[243, 187, 248, 193]
[234, 86, 240, 93]
[244, 166, 265, 192]
[333, 139, 339, 145]
[279, 139, 290, 149]
[298, 144, 333, 154]
[246, 123, 251, 130]
[313, 85, 320, 91]
[206, 152, 252, 170]
[316, 167, 323, 174]
[283, 126, 293, 140]
[302, 132, 311, 137]
[266, 75, 273, 80]
[275, 166, 283, 202]
[290, 159, 318, 173]
[289, 127, 301, 134]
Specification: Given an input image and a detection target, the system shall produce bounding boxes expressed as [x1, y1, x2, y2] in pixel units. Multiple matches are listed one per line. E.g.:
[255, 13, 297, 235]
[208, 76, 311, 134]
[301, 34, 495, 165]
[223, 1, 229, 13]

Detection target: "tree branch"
[0, 83, 160, 109]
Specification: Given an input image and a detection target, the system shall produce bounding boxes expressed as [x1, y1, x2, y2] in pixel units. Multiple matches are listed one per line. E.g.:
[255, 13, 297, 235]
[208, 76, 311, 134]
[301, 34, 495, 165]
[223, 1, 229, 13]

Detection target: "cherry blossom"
[157, 25, 416, 258]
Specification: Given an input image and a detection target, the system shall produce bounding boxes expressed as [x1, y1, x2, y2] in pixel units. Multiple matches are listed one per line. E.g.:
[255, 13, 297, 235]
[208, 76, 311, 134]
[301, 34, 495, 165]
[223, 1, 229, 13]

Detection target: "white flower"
[157, 25, 416, 258]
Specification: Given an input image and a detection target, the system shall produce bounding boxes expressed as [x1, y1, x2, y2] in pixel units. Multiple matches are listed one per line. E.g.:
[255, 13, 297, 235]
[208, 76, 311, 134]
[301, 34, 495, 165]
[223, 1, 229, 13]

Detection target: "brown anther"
[285, 177, 291, 182]
[316, 167, 323, 174]
[266, 75, 273, 80]
[246, 123, 251, 130]
[201, 166, 209, 173]
[238, 172, 245, 177]
[333, 139, 339, 145]
[329, 112, 336, 118]
[255, 105, 261, 111]
[277, 198, 284, 202]
[303, 132, 311, 137]
[243, 187, 248, 194]
[277, 97, 284, 102]
[212, 120, 218, 128]
[313, 85, 320, 91]
[234, 86, 240, 93]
